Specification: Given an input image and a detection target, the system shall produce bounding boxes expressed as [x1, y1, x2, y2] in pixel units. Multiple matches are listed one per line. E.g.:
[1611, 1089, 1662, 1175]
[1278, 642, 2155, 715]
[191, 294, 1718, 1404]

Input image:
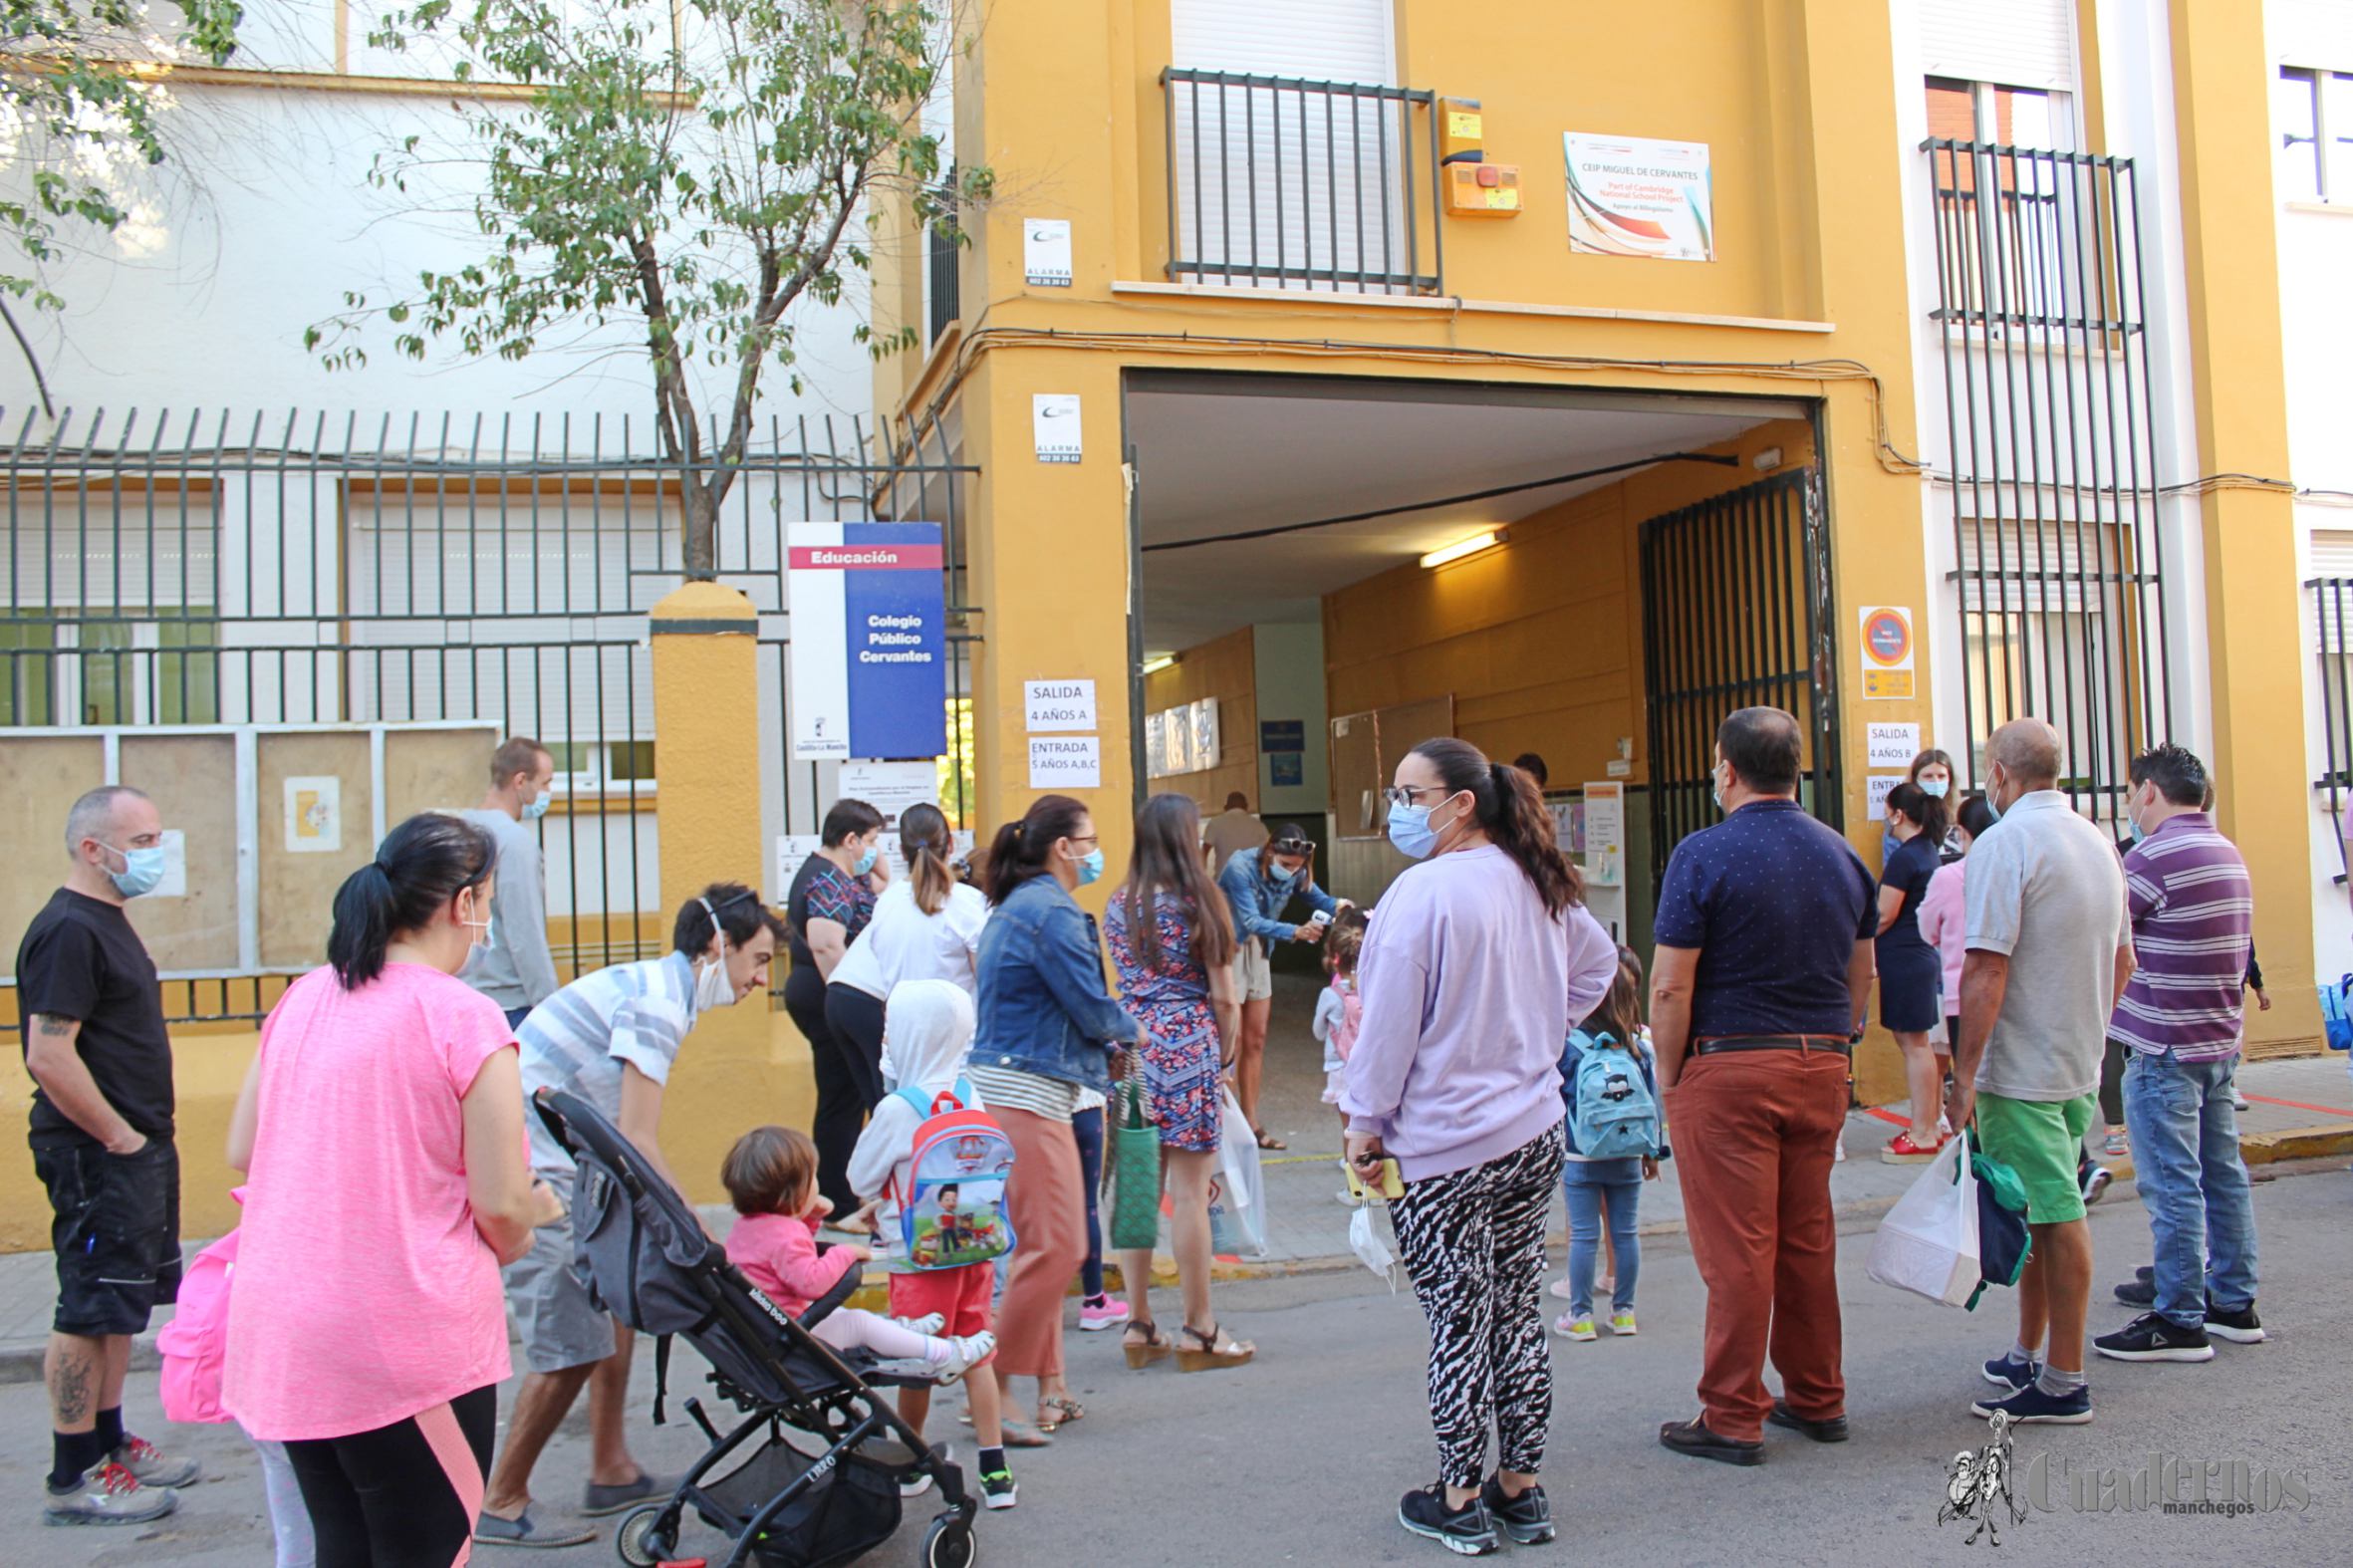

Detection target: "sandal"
[1123, 1319, 1174, 1370]
[957, 1410, 1053, 1447]
[1253, 1128, 1287, 1152]
[1035, 1393, 1085, 1432]
[1176, 1321, 1256, 1373]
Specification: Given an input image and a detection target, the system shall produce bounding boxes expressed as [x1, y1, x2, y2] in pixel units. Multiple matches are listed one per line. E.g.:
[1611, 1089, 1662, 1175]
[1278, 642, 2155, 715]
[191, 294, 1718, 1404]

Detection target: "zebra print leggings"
[1387, 1125, 1567, 1489]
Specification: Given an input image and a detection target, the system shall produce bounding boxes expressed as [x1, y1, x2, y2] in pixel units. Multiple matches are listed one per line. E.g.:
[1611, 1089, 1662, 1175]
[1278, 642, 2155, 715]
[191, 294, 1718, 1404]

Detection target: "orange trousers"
[993, 1104, 1087, 1382]
[1666, 1048, 1851, 1442]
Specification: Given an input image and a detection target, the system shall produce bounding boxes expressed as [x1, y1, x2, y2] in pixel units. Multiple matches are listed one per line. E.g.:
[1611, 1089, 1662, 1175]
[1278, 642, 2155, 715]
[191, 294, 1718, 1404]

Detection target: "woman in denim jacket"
[969, 794, 1144, 1437]
[1215, 824, 1348, 1148]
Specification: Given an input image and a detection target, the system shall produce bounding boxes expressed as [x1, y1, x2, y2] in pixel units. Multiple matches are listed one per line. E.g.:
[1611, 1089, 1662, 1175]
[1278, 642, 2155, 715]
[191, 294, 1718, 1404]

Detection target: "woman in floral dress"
[1103, 794, 1254, 1371]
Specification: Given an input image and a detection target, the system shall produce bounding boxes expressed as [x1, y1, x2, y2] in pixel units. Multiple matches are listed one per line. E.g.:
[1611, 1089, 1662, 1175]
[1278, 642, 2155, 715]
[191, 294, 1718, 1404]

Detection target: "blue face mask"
[103, 841, 167, 900]
[1387, 802, 1438, 860]
[521, 789, 552, 821]
[2128, 817, 2148, 844]
[853, 844, 880, 878]
[1075, 847, 1106, 886]
[1984, 769, 2004, 824]
[1920, 777, 1950, 799]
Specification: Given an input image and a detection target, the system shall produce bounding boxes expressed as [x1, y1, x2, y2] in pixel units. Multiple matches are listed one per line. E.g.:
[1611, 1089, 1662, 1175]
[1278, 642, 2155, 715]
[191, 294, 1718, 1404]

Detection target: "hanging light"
[1419, 529, 1504, 569]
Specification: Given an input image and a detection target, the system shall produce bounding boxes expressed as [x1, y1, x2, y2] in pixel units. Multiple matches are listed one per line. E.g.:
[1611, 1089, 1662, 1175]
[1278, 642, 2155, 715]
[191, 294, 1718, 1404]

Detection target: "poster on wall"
[284, 776, 343, 854]
[1269, 752, 1303, 788]
[1029, 734, 1101, 789]
[1033, 394, 1083, 463]
[1562, 132, 1713, 262]
[1024, 679, 1095, 732]
[787, 522, 947, 760]
[1189, 698, 1219, 770]
[1857, 606, 1917, 700]
[839, 761, 939, 830]
[1867, 774, 1903, 822]
[1582, 781, 1625, 887]
[1866, 722, 1921, 770]
[1023, 218, 1074, 287]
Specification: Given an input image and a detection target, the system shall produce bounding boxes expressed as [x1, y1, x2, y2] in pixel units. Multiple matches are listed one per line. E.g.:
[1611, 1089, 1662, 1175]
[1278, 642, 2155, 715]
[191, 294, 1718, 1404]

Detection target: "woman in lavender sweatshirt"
[1343, 738, 1619, 1555]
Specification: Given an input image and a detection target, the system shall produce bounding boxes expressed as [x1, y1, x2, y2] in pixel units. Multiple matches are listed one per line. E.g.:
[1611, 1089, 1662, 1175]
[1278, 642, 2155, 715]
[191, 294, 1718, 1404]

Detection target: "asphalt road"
[3, 1162, 2346, 1567]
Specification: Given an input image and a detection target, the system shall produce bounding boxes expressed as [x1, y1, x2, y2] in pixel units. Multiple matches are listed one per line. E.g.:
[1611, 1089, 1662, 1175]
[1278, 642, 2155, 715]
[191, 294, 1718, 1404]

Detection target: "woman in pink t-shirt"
[223, 812, 558, 1565]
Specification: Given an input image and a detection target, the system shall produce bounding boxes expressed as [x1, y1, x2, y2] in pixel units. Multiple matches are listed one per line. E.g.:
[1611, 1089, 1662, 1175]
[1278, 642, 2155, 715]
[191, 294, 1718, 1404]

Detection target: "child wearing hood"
[848, 980, 1018, 1511]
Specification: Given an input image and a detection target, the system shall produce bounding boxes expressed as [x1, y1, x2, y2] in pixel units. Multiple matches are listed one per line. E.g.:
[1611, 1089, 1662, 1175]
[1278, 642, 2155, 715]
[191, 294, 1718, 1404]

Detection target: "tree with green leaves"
[310, 0, 981, 579]
[0, 0, 242, 407]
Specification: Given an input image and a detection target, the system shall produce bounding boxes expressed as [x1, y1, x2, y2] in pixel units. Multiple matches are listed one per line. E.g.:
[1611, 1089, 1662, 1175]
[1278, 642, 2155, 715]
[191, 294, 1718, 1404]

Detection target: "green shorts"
[1974, 1090, 2095, 1224]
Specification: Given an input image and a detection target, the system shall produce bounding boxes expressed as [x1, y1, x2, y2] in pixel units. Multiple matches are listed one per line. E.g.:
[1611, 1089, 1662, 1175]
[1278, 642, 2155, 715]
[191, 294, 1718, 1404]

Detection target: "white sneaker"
[43, 1461, 177, 1526]
[2230, 1091, 2250, 1112]
[901, 1444, 948, 1498]
[1548, 1277, 1576, 1301]
[936, 1332, 998, 1383]
[1834, 1136, 1847, 1164]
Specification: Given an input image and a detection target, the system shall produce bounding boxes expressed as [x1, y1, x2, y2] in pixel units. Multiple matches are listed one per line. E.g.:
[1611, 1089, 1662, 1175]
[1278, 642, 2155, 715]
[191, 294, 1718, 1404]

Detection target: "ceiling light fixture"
[1139, 654, 1176, 675]
[1420, 529, 1505, 570]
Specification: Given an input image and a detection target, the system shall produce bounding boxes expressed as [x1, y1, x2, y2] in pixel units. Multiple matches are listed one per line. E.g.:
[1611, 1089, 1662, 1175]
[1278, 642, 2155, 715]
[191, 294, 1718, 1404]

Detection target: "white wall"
[1250, 621, 1330, 821]
[2269, 3, 2353, 976]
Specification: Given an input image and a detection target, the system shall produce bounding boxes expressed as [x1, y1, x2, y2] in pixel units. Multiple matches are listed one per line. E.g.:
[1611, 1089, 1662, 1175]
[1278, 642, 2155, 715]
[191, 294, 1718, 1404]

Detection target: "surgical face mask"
[1387, 802, 1438, 860]
[458, 889, 492, 943]
[1920, 777, 1950, 799]
[101, 841, 167, 900]
[1984, 768, 2005, 823]
[853, 842, 880, 878]
[1075, 847, 1106, 886]
[695, 945, 737, 1011]
[521, 787, 552, 822]
[1709, 766, 1729, 815]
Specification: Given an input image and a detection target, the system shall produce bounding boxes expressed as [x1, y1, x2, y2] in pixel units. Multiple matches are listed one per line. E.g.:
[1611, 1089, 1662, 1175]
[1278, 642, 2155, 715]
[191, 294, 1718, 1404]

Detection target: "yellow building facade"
[871, 0, 2323, 1097]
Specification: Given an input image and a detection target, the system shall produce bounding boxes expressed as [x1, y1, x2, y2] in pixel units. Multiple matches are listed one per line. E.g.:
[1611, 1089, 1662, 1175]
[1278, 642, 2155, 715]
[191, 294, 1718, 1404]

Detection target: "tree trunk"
[681, 475, 720, 581]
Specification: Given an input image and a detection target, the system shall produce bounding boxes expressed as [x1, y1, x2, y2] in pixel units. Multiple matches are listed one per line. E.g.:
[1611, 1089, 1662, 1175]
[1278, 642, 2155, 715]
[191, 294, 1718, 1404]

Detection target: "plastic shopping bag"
[1865, 1134, 1981, 1308]
[2319, 973, 2353, 1052]
[1207, 1087, 1269, 1258]
[1349, 1203, 1400, 1292]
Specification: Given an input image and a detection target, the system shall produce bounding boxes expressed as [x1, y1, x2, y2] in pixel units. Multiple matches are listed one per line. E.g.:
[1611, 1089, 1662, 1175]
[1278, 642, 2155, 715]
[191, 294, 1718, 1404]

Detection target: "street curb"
[6, 1126, 2342, 1386]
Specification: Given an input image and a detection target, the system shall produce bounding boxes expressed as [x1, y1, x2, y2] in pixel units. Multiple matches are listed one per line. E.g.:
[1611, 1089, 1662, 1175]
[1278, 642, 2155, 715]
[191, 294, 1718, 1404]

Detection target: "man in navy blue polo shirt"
[1649, 707, 1877, 1465]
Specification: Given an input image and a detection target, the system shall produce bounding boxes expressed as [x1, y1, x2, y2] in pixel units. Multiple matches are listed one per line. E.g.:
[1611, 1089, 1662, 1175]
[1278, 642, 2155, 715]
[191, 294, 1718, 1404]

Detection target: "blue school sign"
[787, 522, 947, 761]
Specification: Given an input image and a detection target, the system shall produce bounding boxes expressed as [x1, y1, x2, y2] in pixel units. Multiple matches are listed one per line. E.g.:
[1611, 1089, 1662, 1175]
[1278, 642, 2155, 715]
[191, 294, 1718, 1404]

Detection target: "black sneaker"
[1477, 1476, 1554, 1545]
[2094, 1311, 2215, 1363]
[1397, 1484, 1499, 1556]
[2204, 1297, 2265, 1344]
[2113, 1275, 2157, 1307]
[978, 1467, 1017, 1510]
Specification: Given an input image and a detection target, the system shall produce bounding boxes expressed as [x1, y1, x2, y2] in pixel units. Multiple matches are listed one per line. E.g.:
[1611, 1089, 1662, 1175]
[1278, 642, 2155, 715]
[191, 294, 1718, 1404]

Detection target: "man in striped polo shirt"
[2094, 744, 2262, 1365]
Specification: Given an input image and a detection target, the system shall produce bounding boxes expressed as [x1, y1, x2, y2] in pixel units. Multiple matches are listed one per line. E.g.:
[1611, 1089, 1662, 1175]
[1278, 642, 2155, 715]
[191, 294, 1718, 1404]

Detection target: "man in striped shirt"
[2094, 744, 2262, 1366]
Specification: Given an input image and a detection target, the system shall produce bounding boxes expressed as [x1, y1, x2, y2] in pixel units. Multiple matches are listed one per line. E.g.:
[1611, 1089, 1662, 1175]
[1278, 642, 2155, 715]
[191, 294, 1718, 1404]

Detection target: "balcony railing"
[1162, 67, 1442, 296]
[925, 218, 960, 345]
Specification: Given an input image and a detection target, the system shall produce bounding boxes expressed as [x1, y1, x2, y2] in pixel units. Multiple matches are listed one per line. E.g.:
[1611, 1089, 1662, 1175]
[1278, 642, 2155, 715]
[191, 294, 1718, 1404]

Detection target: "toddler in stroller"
[532, 1087, 979, 1568]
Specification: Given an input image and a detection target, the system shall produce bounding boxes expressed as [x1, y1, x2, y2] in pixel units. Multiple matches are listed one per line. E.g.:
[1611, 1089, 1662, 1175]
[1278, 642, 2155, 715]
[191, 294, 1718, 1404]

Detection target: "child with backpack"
[1555, 946, 1669, 1342]
[720, 1125, 996, 1380]
[847, 979, 1019, 1511]
[1312, 914, 1367, 1178]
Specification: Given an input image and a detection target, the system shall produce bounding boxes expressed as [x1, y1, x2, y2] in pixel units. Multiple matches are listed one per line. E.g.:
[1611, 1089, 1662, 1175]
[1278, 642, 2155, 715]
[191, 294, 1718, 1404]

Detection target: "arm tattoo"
[32, 1014, 75, 1038]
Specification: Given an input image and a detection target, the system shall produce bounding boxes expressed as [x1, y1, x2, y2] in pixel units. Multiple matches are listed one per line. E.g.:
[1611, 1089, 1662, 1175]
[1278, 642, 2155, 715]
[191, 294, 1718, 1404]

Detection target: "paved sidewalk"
[1, 1053, 2343, 1382]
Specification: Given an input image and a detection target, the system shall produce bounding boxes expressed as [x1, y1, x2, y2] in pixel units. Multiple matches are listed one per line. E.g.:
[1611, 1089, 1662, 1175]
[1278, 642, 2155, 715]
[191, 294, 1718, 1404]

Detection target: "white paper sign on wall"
[1866, 722, 1922, 771]
[284, 776, 343, 854]
[1033, 394, 1082, 464]
[1028, 734, 1101, 789]
[1023, 218, 1073, 287]
[1024, 679, 1096, 731]
[839, 761, 939, 828]
[775, 834, 824, 892]
[1867, 774, 1902, 822]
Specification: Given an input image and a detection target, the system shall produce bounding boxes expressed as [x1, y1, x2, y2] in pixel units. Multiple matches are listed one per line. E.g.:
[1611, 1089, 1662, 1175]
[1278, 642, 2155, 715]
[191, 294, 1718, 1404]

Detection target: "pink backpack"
[156, 1226, 238, 1426]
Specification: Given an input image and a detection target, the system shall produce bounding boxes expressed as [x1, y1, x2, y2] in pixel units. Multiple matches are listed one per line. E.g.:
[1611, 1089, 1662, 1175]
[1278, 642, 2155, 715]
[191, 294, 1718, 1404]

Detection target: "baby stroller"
[532, 1088, 978, 1568]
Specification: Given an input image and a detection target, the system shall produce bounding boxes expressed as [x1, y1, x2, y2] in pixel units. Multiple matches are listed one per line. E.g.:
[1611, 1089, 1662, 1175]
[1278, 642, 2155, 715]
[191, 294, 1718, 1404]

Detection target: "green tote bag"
[1108, 1068, 1163, 1251]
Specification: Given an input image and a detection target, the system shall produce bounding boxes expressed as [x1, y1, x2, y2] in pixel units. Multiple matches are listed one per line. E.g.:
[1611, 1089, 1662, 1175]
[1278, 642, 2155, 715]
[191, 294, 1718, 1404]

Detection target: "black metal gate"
[1640, 467, 1840, 890]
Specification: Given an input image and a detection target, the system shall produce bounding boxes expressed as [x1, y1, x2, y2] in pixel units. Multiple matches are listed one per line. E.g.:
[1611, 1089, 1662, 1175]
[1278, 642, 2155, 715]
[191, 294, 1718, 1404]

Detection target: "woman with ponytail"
[828, 801, 990, 1111]
[1342, 739, 1618, 1554]
[223, 812, 562, 1565]
[968, 795, 1145, 1441]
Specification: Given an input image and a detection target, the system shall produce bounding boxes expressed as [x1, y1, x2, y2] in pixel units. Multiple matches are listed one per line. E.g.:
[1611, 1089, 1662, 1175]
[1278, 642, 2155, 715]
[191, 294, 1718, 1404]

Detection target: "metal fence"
[1162, 67, 1443, 295]
[1924, 138, 2174, 820]
[1, 406, 976, 1030]
[2310, 574, 2353, 883]
[1640, 468, 1841, 889]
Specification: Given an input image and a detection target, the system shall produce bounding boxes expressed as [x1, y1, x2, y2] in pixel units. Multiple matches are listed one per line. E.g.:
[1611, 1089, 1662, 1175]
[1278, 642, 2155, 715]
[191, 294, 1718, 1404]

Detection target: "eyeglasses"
[1381, 784, 1452, 808]
[1066, 834, 1100, 848]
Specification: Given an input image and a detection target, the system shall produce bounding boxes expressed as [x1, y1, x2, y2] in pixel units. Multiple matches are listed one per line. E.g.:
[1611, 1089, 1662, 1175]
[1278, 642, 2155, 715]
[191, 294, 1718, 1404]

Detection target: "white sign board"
[284, 776, 343, 854]
[1858, 606, 1917, 699]
[1023, 218, 1073, 287]
[775, 834, 824, 893]
[1563, 132, 1714, 262]
[1024, 679, 1096, 732]
[1866, 722, 1922, 771]
[1033, 393, 1082, 464]
[1029, 734, 1102, 790]
[1583, 781, 1626, 887]
[1867, 774, 1903, 822]
[840, 761, 939, 829]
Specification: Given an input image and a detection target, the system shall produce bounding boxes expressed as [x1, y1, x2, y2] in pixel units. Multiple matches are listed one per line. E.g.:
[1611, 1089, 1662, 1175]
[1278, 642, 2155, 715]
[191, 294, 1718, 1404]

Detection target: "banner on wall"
[787, 523, 948, 760]
[1562, 132, 1713, 262]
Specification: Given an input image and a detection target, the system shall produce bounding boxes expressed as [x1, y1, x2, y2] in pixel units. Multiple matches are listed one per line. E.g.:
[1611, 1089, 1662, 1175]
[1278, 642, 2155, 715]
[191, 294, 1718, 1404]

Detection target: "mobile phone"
[1346, 1157, 1405, 1201]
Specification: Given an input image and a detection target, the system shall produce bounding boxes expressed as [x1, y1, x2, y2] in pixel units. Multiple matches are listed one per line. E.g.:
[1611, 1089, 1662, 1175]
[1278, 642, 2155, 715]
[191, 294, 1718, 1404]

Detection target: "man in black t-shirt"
[17, 785, 196, 1525]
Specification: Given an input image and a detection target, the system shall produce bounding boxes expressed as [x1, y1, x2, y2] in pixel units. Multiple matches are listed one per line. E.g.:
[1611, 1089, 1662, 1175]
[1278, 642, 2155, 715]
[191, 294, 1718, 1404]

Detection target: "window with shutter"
[1919, 0, 2077, 93]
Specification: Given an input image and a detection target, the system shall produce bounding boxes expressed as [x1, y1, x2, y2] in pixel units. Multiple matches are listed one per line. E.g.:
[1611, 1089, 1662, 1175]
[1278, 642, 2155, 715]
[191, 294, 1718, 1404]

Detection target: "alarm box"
[1444, 161, 1521, 218]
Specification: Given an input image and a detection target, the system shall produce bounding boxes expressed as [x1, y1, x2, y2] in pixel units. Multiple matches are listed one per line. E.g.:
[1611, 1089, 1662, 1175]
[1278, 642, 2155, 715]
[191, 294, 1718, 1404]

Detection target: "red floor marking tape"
[2242, 1092, 2353, 1119]
[1862, 1106, 1909, 1127]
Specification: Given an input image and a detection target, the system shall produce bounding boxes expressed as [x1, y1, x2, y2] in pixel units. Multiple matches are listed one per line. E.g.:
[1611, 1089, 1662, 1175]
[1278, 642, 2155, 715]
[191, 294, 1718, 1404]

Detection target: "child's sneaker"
[900, 1444, 948, 1498]
[935, 1332, 998, 1383]
[895, 1312, 946, 1337]
[1077, 1295, 1129, 1332]
[979, 1467, 1018, 1510]
[1554, 1312, 1597, 1342]
[1609, 1311, 1638, 1337]
[1548, 1277, 1575, 1301]
[2102, 1128, 2128, 1156]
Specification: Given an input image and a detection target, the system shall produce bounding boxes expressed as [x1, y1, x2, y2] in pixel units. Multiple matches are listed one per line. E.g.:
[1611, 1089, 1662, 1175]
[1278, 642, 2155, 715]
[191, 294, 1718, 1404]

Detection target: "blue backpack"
[1567, 1030, 1662, 1159]
[2321, 975, 2353, 1053]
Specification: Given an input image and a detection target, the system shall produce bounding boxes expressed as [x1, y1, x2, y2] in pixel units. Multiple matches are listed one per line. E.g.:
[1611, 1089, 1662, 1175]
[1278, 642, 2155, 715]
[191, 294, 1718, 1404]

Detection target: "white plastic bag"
[1866, 1134, 1980, 1307]
[1349, 1203, 1400, 1291]
[1206, 1088, 1269, 1258]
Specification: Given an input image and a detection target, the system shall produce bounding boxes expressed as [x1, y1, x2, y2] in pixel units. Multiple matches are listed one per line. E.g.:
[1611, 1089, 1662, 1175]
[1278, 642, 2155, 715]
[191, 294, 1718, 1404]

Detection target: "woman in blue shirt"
[1214, 824, 1346, 1149]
